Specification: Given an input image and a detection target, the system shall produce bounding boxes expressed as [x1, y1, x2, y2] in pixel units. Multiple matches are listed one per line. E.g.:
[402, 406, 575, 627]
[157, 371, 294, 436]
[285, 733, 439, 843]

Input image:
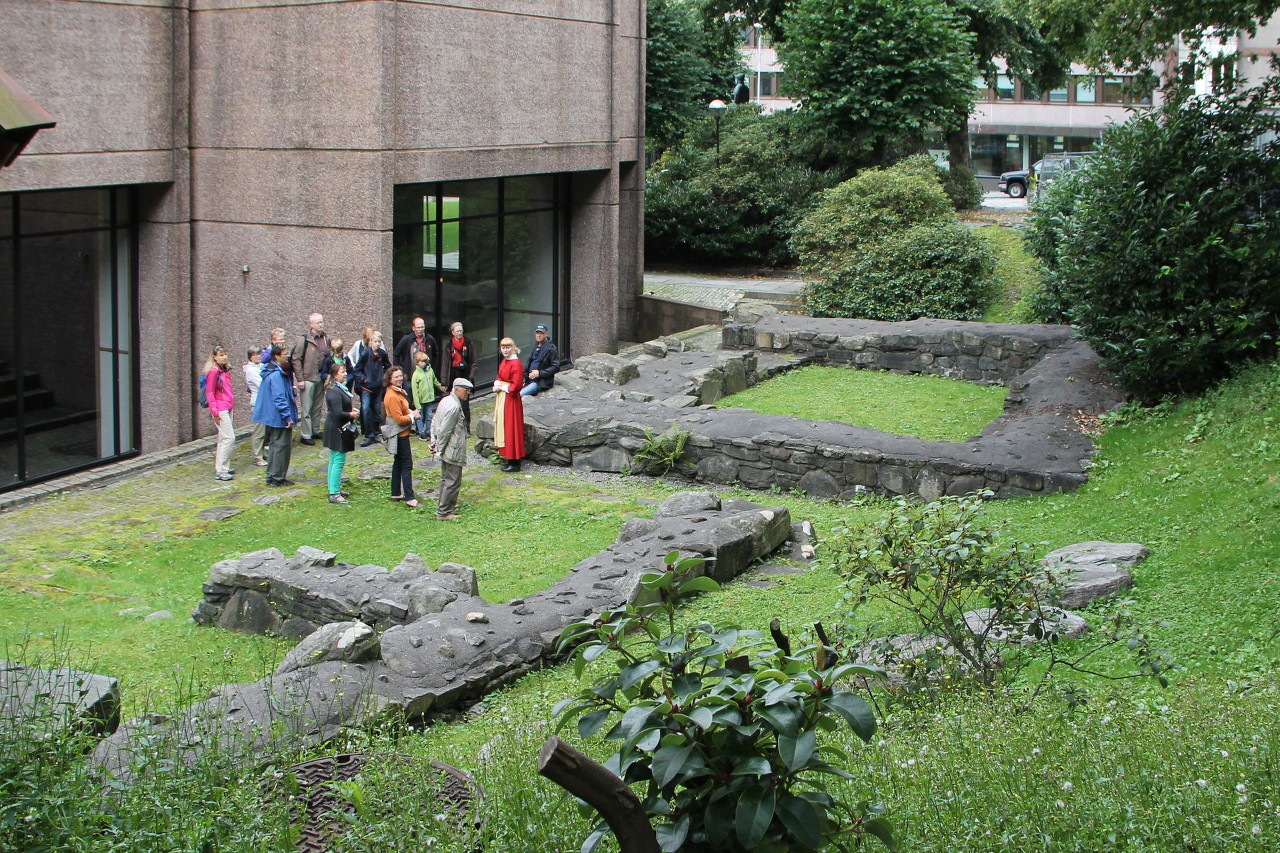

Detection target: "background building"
[0, 0, 645, 493]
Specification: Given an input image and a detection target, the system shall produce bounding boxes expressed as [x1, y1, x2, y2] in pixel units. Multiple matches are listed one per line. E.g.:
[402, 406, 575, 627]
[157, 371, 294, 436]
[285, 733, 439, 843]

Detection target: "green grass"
[977, 224, 1043, 324]
[716, 364, 1008, 441]
[4, 359, 1280, 851]
[0, 448, 660, 712]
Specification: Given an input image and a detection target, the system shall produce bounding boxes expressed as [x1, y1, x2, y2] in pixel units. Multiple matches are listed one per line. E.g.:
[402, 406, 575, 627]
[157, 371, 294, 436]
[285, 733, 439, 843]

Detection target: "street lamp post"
[707, 99, 727, 166]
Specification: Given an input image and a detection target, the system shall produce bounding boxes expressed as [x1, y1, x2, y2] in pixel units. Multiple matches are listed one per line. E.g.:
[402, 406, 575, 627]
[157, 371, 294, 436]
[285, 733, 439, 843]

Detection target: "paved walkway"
[642, 271, 808, 313]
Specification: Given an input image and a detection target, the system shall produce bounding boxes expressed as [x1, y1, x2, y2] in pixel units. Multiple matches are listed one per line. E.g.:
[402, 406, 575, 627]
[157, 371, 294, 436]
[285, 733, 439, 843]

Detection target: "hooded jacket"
[252, 359, 298, 428]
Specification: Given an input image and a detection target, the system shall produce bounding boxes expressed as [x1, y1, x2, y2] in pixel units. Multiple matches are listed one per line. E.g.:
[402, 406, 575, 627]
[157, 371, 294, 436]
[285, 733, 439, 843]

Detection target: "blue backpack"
[197, 373, 209, 408]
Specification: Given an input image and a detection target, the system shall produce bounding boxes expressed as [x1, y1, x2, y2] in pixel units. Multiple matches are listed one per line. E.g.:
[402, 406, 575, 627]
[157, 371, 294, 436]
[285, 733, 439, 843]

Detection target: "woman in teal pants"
[322, 362, 359, 504]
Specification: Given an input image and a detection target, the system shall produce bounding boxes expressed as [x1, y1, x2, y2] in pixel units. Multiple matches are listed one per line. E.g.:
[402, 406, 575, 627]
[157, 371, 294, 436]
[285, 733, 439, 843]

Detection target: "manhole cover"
[272, 753, 483, 851]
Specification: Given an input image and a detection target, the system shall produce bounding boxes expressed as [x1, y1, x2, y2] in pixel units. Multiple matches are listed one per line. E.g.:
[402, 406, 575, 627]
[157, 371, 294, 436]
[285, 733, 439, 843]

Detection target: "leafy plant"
[553, 552, 894, 852]
[629, 422, 695, 477]
[827, 492, 1066, 691]
[645, 108, 836, 267]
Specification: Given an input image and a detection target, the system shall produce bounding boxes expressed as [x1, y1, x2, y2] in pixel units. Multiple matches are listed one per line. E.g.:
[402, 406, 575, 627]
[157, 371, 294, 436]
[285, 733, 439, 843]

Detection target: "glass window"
[1074, 76, 1096, 103]
[505, 175, 555, 213]
[995, 74, 1014, 100]
[1049, 86, 1068, 103]
[1020, 79, 1041, 101]
[1102, 77, 1125, 103]
[0, 187, 138, 492]
[393, 176, 566, 390]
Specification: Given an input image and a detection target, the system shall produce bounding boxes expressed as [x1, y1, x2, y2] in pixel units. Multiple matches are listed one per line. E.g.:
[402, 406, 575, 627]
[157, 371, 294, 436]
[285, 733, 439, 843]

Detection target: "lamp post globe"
[708, 99, 727, 165]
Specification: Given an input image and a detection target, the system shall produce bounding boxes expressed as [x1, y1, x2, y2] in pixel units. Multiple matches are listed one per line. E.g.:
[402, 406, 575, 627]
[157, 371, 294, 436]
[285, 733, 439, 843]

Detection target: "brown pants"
[437, 462, 463, 517]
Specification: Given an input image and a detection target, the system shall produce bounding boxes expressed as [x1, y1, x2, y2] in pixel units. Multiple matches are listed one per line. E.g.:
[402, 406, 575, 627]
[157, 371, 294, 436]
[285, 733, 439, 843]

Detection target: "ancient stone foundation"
[478, 316, 1126, 499]
[91, 493, 800, 779]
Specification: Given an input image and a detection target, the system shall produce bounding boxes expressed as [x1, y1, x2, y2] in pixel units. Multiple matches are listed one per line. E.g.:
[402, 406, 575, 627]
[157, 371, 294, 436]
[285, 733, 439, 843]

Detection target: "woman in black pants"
[382, 365, 420, 508]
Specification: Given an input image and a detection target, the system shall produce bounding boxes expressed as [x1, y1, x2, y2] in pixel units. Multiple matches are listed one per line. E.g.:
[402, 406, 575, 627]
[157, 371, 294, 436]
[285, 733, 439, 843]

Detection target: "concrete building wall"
[2, 0, 645, 455]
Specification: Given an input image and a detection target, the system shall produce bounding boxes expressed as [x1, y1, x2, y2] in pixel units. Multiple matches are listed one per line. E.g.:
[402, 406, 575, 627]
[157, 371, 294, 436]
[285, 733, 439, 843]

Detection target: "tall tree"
[645, 0, 744, 154]
[776, 0, 978, 162]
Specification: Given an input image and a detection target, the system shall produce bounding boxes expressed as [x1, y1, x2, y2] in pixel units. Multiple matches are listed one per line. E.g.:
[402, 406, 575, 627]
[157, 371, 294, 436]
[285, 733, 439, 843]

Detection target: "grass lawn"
[716, 364, 1008, 442]
[977, 224, 1043, 324]
[3, 360, 1279, 851]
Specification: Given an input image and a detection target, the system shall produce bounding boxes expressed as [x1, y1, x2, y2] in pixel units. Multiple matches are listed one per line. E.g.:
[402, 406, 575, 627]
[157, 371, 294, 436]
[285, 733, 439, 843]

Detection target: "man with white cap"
[430, 377, 472, 520]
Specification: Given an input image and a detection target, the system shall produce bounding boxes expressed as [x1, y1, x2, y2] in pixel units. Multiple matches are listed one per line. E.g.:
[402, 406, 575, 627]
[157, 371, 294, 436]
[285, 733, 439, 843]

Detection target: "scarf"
[451, 336, 465, 368]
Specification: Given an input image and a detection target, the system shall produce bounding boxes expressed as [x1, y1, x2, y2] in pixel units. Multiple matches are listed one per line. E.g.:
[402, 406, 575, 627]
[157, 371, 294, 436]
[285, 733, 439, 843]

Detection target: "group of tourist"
[200, 313, 559, 519]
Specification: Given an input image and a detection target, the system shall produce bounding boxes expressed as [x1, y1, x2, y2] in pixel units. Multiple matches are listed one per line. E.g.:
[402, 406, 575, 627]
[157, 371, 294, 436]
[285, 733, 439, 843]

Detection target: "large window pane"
[0, 237, 15, 488]
[1074, 76, 1096, 103]
[19, 227, 102, 480]
[441, 215, 500, 386]
[502, 210, 556, 347]
[0, 187, 137, 492]
[995, 74, 1014, 100]
[442, 180, 498, 219]
[505, 175, 555, 213]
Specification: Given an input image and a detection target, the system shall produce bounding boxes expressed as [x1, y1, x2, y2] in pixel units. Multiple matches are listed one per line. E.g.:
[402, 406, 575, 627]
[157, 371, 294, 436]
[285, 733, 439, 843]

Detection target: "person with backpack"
[202, 345, 236, 481]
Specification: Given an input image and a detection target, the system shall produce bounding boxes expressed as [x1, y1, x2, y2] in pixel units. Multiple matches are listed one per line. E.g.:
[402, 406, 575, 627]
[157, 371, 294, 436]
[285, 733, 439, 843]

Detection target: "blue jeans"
[360, 388, 382, 437]
[520, 381, 540, 397]
[416, 402, 435, 438]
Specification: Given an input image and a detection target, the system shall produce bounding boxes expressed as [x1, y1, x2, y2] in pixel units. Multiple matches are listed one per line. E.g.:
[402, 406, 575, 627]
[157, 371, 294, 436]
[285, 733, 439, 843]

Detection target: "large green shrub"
[795, 160, 996, 320]
[1024, 75, 1280, 402]
[645, 109, 833, 267]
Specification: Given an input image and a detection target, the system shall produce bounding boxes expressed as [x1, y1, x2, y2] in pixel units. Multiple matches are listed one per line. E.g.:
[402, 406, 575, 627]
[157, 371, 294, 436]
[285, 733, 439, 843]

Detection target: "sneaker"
[215, 472, 233, 481]
[328, 494, 349, 504]
[339, 491, 351, 498]
[359, 437, 376, 448]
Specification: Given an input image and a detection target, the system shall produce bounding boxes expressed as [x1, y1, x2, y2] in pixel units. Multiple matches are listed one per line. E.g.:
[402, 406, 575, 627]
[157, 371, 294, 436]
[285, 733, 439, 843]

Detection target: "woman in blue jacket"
[252, 344, 299, 486]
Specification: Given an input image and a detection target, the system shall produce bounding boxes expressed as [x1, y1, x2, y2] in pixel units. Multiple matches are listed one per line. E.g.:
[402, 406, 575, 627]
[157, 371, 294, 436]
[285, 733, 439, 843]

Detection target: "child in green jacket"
[411, 351, 443, 441]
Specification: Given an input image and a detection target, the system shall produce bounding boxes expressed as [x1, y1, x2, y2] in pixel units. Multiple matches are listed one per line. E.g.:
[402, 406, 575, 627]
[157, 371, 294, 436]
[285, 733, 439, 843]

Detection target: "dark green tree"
[1024, 73, 1280, 402]
[646, 0, 744, 154]
[775, 0, 978, 163]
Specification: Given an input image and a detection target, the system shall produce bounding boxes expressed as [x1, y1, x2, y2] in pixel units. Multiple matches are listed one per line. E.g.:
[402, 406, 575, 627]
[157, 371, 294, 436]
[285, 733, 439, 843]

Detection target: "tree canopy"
[776, 0, 978, 160]
[645, 0, 744, 153]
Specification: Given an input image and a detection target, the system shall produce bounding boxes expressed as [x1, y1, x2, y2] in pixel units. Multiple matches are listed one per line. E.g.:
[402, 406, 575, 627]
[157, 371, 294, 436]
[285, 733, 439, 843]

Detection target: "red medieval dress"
[493, 355, 526, 461]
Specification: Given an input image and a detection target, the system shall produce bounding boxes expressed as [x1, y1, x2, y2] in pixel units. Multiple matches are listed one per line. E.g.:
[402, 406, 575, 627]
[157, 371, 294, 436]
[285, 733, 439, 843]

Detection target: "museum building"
[1, 0, 645, 492]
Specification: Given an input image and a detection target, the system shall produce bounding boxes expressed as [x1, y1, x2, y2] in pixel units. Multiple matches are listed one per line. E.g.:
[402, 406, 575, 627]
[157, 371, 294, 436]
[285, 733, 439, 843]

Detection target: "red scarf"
[451, 337, 464, 368]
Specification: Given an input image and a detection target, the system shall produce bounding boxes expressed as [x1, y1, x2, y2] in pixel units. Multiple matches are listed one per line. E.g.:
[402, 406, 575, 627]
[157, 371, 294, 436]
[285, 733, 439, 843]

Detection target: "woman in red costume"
[492, 337, 526, 472]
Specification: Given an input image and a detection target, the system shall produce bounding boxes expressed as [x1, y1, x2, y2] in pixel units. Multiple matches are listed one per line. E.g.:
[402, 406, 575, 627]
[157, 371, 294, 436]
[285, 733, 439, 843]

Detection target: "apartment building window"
[995, 74, 1014, 100]
[755, 72, 784, 97]
[1048, 85, 1069, 103]
[1075, 76, 1097, 103]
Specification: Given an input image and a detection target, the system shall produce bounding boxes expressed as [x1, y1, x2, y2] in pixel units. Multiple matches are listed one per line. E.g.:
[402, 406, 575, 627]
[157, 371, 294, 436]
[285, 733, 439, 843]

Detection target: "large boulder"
[1, 662, 121, 738]
[1044, 541, 1145, 608]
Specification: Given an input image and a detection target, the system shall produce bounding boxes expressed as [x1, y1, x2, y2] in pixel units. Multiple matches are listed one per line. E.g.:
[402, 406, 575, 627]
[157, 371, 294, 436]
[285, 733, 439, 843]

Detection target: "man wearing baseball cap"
[520, 324, 560, 397]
